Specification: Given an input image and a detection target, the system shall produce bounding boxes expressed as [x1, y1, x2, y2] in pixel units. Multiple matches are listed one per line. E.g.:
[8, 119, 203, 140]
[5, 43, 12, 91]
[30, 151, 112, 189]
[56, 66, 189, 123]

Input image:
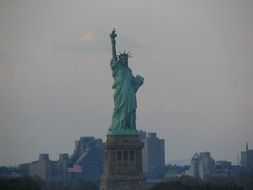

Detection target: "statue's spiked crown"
[119, 50, 132, 59]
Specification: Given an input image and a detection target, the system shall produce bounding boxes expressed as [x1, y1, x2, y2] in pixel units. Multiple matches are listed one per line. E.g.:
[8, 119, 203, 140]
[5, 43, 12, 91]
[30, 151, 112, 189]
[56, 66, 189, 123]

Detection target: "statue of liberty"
[108, 29, 144, 135]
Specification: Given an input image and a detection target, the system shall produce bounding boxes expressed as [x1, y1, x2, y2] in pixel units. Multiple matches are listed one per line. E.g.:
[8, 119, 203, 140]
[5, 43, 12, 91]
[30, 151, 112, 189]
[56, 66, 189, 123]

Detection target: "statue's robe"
[109, 58, 143, 134]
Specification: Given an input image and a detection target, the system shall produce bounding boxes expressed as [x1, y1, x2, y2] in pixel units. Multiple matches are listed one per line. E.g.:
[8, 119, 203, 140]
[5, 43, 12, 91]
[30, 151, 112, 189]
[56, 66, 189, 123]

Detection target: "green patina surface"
[108, 30, 144, 135]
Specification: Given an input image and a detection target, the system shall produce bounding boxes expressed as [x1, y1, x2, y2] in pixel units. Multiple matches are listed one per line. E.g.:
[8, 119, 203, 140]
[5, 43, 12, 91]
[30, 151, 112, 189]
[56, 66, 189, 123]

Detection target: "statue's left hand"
[136, 75, 144, 85]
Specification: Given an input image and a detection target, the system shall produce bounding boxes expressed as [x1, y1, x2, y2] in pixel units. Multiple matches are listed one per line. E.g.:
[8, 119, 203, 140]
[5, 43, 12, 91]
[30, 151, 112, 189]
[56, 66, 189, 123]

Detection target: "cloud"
[80, 32, 95, 44]
[53, 33, 107, 55]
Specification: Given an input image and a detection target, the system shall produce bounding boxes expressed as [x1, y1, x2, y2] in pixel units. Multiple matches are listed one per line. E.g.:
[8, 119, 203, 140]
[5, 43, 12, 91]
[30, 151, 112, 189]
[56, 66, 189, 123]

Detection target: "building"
[241, 142, 253, 168]
[211, 160, 232, 177]
[28, 153, 69, 182]
[139, 130, 165, 180]
[165, 165, 190, 177]
[186, 152, 215, 180]
[69, 136, 103, 180]
[24, 136, 103, 182]
[0, 165, 29, 178]
[215, 160, 232, 170]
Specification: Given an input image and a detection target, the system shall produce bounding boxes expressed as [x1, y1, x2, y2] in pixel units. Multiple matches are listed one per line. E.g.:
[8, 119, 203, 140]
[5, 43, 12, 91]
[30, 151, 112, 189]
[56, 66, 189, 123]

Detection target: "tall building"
[28, 153, 69, 182]
[69, 137, 103, 180]
[186, 152, 215, 180]
[241, 142, 253, 168]
[25, 136, 103, 182]
[139, 130, 165, 180]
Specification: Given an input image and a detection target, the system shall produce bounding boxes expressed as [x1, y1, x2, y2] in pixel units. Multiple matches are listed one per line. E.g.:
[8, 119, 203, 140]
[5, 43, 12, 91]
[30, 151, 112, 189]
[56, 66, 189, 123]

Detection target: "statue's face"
[120, 55, 128, 67]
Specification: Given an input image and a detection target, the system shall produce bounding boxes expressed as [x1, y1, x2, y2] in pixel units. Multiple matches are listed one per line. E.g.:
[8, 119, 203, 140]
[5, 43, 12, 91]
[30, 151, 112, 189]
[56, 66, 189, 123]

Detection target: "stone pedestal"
[100, 135, 146, 190]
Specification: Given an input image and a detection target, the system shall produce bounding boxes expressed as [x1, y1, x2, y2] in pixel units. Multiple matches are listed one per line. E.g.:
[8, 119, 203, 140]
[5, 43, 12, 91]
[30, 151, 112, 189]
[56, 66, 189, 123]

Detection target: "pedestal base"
[100, 135, 146, 190]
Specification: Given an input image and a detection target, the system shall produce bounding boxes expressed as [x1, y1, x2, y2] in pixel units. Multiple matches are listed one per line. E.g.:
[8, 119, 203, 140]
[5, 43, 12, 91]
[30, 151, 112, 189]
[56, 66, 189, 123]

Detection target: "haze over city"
[0, 0, 253, 166]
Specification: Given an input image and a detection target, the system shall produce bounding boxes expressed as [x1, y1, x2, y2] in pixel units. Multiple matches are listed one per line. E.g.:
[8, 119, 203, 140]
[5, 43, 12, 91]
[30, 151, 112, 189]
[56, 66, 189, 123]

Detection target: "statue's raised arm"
[110, 29, 117, 61]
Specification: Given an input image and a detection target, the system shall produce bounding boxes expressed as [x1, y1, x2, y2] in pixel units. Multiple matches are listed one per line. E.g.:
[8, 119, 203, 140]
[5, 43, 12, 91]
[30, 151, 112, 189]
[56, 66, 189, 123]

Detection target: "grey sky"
[0, 0, 253, 166]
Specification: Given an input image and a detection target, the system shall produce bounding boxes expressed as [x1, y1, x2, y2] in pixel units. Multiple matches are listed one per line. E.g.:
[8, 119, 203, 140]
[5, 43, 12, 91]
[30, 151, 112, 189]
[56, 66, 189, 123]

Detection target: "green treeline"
[1, 176, 253, 190]
[0, 177, 99, 190]
[149, 176, 253, 190]
[0, 177, 42, 190]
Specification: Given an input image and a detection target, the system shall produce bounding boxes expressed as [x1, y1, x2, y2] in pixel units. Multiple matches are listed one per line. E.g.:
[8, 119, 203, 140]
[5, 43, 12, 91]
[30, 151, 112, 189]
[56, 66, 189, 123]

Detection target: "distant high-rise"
[28, 153, 69, 182]
[241, 142, 253, 168]
[139, 130, 165, 180]
[186, 152, 215, 180]
[24, 136, 103, 182]
[69, 137, 103, 180]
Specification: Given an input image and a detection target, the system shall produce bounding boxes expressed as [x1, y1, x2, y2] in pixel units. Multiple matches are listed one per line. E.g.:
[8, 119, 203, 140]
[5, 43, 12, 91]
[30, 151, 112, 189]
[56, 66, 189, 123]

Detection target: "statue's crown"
[119, 50, 131, 58]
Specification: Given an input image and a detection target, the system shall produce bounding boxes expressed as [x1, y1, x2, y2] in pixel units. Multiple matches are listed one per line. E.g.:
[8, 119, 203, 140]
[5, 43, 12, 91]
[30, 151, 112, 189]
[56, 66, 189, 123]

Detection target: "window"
[130, 151, 135, 161]
[117, 151, 122, 161]
[123, 151, 128, 161]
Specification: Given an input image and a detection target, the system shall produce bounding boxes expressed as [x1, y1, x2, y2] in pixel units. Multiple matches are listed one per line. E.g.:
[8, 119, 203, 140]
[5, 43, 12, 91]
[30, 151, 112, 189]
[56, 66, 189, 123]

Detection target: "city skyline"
[1, 0, 253, 166]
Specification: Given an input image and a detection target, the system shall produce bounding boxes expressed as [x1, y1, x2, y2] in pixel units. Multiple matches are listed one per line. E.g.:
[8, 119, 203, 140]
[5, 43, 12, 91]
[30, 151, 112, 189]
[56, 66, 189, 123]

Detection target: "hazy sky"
[0, 0, 253, 166]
